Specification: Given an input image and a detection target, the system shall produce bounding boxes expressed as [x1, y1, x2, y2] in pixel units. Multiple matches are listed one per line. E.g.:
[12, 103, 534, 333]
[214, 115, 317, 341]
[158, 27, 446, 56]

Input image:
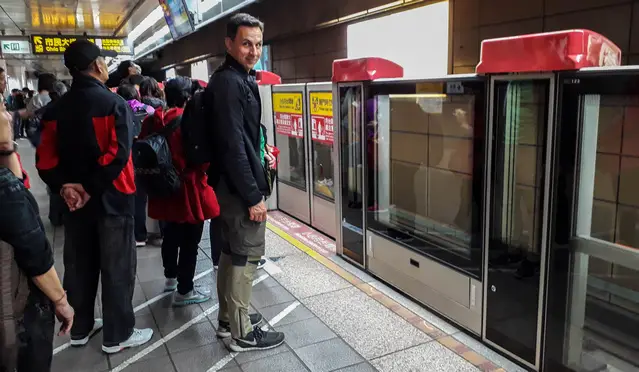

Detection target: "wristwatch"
[0, 141, 17, 156]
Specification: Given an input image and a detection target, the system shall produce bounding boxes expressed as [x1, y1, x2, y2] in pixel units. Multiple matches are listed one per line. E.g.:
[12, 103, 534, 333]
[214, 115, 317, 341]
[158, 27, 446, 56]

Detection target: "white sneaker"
[70, 318, 103, 346]
[135, 241, 147, 247]
[101, 328, 154, 354]
[173, 285, 211, 307]
[164, 278, 178, 292]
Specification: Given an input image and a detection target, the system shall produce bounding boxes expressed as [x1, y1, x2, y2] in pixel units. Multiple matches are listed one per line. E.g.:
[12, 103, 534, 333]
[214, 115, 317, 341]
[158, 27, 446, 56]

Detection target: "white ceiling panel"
[0, 0, 151, 36]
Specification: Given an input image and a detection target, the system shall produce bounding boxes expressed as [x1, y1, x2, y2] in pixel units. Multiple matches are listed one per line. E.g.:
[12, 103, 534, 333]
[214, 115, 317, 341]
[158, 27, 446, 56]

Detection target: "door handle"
[410, 259, 420, 268]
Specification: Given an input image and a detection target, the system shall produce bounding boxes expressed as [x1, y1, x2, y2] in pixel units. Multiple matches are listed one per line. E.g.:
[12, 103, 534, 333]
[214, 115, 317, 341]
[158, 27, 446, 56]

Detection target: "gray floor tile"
[251, 284, 296, 309]
[452, 332, 526, 372]
[240, 351, 310, 372]
[371, 342, 479, 372]
[267, 252, 351, 299]
[140, 278, 170, 300]
[149, 299, 211, 335]
[333, 362, 378, 372]
[130, 355, 177, 372]
[303, 287, 431, 359]
[235, 343, 291, 365]
[172, 342, 237, 372]
[166, 321, 218, 354]
[253, 276, 282, 291]
[295, 338, 364, 372]
[196, 258, 214, 274]
[368, 280, 461, 335]
[220, 367, 241, 372]
[277, 317, 337, 349]
[50, 332, 109, 372]
[260, 301, 315, 328]
[109, 314, 167, 366]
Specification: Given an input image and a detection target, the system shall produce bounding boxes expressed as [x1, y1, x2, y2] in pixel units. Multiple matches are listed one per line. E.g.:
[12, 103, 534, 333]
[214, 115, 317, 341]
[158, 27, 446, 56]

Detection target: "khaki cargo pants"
[213, 179, 266, 339]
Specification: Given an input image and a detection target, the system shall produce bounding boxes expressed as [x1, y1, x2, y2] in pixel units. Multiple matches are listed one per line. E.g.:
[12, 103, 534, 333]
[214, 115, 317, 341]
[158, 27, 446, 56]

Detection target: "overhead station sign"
[31, 35, 132, 55]
[1, 40, 31, 54]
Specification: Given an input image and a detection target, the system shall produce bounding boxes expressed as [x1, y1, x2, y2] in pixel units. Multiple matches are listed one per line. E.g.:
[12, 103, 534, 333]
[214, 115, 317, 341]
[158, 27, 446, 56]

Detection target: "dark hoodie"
[141, 96, 167, 110]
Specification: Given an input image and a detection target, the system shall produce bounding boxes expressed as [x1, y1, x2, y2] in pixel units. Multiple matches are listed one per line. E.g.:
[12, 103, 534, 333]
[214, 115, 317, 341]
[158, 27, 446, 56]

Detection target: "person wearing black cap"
[36, 39, 153, 354]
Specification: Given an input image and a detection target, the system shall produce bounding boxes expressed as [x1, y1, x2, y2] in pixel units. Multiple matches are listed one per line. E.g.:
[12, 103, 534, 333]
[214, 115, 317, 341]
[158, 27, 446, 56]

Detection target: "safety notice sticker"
[273, 92, 304, 138]
[309, 91, 333, 145]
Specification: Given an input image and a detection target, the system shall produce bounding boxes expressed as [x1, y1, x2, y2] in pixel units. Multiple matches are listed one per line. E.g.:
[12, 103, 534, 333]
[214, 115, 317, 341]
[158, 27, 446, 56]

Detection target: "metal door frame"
[333, 82, 367, 268]
[306, 82, 336, 237]
[482, 73, 557, 370]
[272, 83, 311, 223]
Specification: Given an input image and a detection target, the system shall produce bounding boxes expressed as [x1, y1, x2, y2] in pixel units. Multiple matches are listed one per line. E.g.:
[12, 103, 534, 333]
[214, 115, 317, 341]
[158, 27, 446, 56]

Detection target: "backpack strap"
[158, 116, 182, 138]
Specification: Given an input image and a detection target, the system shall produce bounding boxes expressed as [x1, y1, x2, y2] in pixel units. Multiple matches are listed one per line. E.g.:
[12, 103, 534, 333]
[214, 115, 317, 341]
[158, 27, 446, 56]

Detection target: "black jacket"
[141, 96, 167, 110]
[36, 74, 136, 216]
[205, 54, 268, 207]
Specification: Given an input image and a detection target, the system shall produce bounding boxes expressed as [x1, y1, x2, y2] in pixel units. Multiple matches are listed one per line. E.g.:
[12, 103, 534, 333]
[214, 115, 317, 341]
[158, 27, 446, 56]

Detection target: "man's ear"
[224, 36, 233, 51]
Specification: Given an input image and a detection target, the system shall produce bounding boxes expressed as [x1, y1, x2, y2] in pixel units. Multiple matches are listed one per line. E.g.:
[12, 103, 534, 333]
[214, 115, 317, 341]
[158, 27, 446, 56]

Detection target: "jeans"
[161, 222, 204, 295]
[134, 182, 148, 242]
[63, 207, 136, 346]
[16, 293, 54, 372]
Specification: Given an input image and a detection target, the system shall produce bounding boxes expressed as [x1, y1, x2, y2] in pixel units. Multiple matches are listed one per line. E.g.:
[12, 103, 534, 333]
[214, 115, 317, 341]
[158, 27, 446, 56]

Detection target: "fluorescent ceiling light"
[128, 6, 164, 44]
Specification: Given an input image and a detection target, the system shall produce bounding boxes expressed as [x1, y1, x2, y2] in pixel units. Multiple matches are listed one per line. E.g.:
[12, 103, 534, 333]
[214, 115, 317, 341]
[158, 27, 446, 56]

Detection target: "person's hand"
[248, 200, 267, 222]
[61, 184, 91, 211]
[265, 152, 276, 169]
[54, 295, 74, 336]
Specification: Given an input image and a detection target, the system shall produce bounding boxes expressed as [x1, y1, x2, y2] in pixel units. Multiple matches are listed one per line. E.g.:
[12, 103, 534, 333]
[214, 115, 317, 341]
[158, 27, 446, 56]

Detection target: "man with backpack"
[36, 39, 153, 354]
[204, 13, 283, 352]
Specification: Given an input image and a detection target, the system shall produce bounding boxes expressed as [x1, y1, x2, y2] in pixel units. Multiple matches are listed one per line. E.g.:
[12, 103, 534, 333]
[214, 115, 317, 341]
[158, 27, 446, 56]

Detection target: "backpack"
[132, 117, 182, 197]
[131, 109, 149, 138]
[181, 89, 212, 166]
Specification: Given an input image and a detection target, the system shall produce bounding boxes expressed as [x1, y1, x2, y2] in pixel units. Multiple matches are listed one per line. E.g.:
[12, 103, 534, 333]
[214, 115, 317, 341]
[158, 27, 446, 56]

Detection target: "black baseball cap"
[64, 39, 117, 72]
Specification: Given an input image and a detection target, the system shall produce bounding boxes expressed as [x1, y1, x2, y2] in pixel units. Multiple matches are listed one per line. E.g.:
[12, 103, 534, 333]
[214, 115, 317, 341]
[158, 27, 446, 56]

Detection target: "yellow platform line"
[266, 221, 504, 372]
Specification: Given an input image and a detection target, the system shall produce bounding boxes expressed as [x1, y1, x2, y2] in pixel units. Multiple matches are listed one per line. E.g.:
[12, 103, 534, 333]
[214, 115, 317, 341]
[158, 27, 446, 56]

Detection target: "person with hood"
[139, 77, 167, 110]
[140, 76, 220, 306]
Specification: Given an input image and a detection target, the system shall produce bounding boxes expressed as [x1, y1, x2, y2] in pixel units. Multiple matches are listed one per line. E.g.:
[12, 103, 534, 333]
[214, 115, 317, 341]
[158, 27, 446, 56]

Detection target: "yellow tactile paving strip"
[267, 221, 508, 372]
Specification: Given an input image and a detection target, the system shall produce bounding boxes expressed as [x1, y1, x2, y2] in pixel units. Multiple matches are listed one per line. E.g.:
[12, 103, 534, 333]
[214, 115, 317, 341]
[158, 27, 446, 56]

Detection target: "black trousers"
[161, 222, 204, 295]
[16, 292, 54, 372]
[63, 208, 136, 346]
[209, 218, 222, 266]
[134, 181, 147, 242]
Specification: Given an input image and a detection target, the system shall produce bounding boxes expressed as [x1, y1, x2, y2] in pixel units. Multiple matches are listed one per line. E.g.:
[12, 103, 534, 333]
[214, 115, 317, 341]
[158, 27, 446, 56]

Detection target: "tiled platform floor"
[18, 139, 526, 372]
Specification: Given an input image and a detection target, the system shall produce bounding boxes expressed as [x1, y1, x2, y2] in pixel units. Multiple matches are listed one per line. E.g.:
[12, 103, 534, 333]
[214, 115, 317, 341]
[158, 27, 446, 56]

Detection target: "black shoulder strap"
[158, 116, 182, 138]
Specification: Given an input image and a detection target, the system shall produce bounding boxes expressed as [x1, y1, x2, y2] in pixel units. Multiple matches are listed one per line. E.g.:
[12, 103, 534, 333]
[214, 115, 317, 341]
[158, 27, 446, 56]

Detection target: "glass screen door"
[484, 76, 554, 370]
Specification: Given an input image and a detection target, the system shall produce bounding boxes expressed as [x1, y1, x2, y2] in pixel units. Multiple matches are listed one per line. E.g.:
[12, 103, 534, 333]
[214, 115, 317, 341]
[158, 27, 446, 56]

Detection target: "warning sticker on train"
[273, 92, 304, 138]
[309, 92, 333, 145]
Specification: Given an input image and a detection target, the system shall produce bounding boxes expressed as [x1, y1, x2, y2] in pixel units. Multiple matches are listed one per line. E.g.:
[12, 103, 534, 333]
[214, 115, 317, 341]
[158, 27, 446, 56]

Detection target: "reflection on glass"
[313, 142, 334, 199]
[340, 86, 364, 264]
[366, 92, 481, 274]
[567, 94, 639, 371]
[275, 134, 306, 190]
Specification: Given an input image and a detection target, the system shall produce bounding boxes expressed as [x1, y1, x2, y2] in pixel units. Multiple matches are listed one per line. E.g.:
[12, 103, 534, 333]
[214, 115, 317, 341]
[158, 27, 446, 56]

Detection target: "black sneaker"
[257, 258, 267, 270]
[229, 326, 285, 352]
[217, 313, 264, 338]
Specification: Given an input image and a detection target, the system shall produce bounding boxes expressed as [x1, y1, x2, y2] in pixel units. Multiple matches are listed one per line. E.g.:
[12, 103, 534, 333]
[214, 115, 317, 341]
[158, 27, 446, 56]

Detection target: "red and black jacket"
[36, 74, 136, 216]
